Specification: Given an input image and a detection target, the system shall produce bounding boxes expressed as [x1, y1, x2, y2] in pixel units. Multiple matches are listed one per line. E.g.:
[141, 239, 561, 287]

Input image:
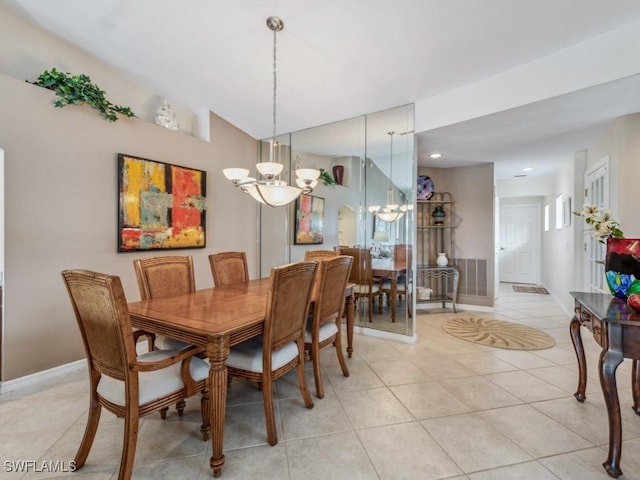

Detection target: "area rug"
[513, 285, 549, 294]
[442, 317, 556, 350]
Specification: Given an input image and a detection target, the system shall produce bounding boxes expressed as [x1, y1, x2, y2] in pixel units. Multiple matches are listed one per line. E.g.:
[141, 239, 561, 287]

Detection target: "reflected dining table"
[128, 277, 355, 477]
[372, 259, 407, 322]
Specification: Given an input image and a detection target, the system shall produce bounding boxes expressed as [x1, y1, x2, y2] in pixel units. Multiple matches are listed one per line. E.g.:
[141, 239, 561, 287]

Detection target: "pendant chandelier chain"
[389, 131, 394, 180]
[272, 27, 278, 143]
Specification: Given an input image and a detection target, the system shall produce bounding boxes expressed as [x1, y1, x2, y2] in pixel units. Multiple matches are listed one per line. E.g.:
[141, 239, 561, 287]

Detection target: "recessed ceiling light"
[522, 167, 533, 172]
[514, 174, 527, 177]
[428, 153, 442, 159]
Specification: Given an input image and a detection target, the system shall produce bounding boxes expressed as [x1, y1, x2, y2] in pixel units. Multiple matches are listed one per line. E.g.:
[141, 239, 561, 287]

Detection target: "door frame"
[583, 155, 610, 292]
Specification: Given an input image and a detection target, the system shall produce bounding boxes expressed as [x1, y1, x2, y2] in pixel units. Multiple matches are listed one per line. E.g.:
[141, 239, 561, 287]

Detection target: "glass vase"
[605, 237, 640, 299]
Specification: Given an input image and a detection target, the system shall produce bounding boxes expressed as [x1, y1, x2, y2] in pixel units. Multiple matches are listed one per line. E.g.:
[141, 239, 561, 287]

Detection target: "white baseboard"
[354, 325, 417, 344]
[415, 302, 495, 314]
[0, 359, 85, 394]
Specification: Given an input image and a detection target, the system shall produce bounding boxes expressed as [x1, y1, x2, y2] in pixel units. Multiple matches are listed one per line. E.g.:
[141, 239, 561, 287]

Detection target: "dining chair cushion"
[352, 283, 381, 295]
[155, 336, 193, 351]
[304, 322, 338, 344]
[381, 279, 408, 293]
[97, 350, 210, 406]
[226, 337, 299, 373]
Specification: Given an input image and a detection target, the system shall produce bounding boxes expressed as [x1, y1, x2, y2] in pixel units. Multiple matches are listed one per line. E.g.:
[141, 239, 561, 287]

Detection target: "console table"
[569, 291, 640, 478]
[416, 266, 459, 312]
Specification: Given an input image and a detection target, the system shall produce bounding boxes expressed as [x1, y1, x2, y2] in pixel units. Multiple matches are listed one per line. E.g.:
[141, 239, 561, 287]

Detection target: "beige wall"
[541, 157, 578, 313]
[0, 74, 258, 381]
[0, 8, 198, 136]
[0, 7, 259, 381]
[616, 114, 640, 237]
[585, 114, 640, 236]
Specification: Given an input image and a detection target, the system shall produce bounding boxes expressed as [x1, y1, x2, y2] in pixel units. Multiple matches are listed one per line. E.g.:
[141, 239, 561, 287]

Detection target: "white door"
[583, 156, 610, 292]
[499, 204, 540, 284]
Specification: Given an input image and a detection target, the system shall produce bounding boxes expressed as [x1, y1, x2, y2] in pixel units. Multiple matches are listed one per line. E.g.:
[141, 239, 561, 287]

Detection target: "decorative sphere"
[628, 293, 640, 313]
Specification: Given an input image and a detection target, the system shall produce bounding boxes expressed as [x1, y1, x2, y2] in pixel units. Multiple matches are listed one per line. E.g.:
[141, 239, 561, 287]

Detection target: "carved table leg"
[345, 292, 355, 358]
[208, 335, 230, 478]
[451, 270, 459, 313]
[600, 324, 624, 478]
[570, 315, 588, 402]
[632, 359, 640, 415]
[389, 276, 397, 322]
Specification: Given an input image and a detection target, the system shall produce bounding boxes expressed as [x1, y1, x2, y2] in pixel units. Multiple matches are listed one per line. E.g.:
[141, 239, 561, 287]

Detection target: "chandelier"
[368, 131, 412, 222]
[223, 16, 320, 207]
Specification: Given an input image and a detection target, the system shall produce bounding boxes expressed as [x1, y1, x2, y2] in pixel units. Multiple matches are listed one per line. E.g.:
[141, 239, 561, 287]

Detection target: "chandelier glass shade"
[222, 16, 319, 207]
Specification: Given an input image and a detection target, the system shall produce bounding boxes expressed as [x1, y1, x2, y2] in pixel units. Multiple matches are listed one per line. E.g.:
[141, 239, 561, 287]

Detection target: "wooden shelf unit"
[416, 192, 458, 310]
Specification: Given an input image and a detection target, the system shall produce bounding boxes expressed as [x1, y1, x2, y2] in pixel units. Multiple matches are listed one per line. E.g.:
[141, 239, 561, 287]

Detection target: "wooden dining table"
[127, 277, 355, 477]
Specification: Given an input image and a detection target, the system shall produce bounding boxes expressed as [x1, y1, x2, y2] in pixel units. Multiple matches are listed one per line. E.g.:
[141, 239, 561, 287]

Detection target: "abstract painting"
[294, 194, 324, 245]
[118, 153, 206, 251]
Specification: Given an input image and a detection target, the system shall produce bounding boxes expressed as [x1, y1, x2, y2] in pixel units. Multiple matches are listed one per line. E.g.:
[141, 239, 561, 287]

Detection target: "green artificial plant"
[28, 68, 136, 122]
[319, 168, 337, 187]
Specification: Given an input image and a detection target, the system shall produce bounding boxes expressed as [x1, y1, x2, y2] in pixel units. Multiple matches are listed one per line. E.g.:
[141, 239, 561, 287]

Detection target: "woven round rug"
[442, 317, 556, 350]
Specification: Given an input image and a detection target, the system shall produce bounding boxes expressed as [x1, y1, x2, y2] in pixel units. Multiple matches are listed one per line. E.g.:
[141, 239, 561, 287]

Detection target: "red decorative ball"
[627, 293, 640, 313]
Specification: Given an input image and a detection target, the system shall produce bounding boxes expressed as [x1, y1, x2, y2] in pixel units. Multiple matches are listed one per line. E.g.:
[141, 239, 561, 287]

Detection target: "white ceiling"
[418, 74, 640, 178]
[4, 0, 640, 179]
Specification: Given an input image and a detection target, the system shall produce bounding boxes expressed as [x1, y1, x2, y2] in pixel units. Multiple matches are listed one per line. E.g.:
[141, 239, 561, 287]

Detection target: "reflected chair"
[304, 255, 352, 398]
[382, 244, 413, 318]
[339, 247, 382, 322]
[304, 250, 339, 262]
[61, 270, 210, 480]
[208, 251, 249, 286]
[226, 261, 317, 445]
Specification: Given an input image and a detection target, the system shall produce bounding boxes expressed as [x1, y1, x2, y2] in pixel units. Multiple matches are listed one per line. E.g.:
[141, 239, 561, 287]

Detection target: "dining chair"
[304, 249, 339, 262]
[133, 255, 197, 418]
[208, 251, 249, 286]
[61, 269, 210, 480]
[304, 255, 353, 398]
[338, 247, 382, 322]
[226, 261, 317, 446]
[382, 244, 413, 317]
[133, 255, 196, 351]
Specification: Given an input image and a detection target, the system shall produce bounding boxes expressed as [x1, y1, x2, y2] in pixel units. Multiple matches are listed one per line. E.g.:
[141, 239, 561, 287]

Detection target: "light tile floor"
[3, 284, 640, 479]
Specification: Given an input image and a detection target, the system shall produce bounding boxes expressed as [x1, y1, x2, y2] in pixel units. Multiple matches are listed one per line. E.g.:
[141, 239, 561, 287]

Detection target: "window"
[555, 194, 563, 230]
[544, 204, 549, 231]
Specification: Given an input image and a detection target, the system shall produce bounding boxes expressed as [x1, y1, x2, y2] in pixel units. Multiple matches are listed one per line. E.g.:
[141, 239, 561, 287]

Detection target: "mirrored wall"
[258, 104, 415, 338]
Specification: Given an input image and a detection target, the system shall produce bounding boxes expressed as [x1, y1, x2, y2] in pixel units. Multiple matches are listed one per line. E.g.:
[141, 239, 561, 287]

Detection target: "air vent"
[452, 258, 488, 297]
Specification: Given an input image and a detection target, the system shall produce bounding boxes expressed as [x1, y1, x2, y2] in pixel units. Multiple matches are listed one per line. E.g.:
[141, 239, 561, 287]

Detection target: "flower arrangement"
[573, 204, 624, 243]
[574, 204, 639, 301]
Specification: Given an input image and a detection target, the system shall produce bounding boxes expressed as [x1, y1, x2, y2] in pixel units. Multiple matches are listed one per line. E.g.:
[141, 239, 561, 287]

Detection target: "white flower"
[573, 204, 624, 243]
[579, 204, 600, 222]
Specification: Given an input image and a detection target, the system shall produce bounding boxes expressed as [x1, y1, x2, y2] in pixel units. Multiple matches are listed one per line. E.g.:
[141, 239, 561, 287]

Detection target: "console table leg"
[600, 331, 624, 478]
[570, 315, 587, 402]
[632, 360, 640, 415]
[452, 271, 458, 313]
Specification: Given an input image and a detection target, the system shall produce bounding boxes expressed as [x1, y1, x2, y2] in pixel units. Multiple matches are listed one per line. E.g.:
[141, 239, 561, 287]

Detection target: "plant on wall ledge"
[319, 169, 337, 187]
[28, 68, 136, 122]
